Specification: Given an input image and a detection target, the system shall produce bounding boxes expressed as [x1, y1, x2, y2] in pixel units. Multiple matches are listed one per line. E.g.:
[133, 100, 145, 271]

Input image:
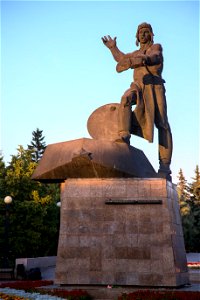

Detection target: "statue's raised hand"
[102, 35, 117, 49]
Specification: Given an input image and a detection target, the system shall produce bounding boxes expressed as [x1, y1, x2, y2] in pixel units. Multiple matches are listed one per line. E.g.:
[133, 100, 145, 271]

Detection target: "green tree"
[5, 146, 38, 201]
[187, 165, 200, 252]
[0, 154, 7, 198]
[28, 128, 46, 162]
[0, 144, 60, 266]
[177, 166, 200, 252]
[189, 165, 200, 202]
[177, 169, 192, 251]
[9, 200, 60, 260]
[177, 168, 190, 216]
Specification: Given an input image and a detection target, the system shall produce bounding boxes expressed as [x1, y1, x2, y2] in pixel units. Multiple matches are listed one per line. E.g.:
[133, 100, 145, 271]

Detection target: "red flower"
[0, 280, 53, 290]
[118, 290, 200, 300]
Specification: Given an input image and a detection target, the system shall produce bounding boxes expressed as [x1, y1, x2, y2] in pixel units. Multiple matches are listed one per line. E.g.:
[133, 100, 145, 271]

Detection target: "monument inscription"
[105, 199, 163, 205]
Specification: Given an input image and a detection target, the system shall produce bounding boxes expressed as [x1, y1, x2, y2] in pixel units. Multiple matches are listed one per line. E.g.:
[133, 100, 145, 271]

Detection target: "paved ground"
[37, 281, 200, 300]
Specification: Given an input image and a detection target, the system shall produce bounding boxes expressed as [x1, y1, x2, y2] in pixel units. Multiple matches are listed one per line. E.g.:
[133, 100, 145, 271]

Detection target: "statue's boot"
[117, 95, 133, 145]
[158, 127, 173, 181]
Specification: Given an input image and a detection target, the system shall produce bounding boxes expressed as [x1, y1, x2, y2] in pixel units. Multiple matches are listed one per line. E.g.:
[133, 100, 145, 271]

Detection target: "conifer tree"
[177, 168, 192, 251]
[28, 128, 46, 162]
[177, 168, 190, 215]
[190, 165, 200, 203]
[0, 154, 7, 197]
[188, 165, 200, 251]
[177, 166, 200, 252]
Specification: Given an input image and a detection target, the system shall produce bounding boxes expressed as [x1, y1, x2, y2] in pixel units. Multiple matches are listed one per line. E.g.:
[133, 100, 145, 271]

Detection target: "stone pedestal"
[55, 178, 189, 286]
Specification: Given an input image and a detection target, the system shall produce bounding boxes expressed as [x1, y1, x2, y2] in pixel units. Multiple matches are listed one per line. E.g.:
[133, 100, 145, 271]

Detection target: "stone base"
[55, 178, 189, 287]
[31, 138, 157, 182]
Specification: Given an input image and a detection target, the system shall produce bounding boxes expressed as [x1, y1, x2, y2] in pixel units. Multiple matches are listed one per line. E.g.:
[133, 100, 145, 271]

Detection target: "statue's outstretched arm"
[102, 35, 125, 62]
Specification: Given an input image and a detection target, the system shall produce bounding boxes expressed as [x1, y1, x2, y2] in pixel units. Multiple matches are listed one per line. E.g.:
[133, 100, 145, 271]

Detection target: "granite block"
[77, 272, 90, 284]
[90, 248, 102, 271]
[137, 181, 151, 197]
[163, 273, 177, 286]
[138, 234, 150, 247]
[137, 211, 151, 222]
[103, 208, 115, 221]
[113, 221, 127, 234]
[139, 222, 155, 234]
[163, 222, 172, 235]
[126, 181, 139, 197]
[56, 269, 90, 285]
[160, 208, 171, 222]
[60, 234, 79, 247]
[113, 207, 127, 222]
[102, 245, 115, 259]
[89, 271, 102, 284]
[114, 247, 129, 259]
[103, 180, 126, 197]
[103, 221, 125, 234]
[126, 207, 139, 219]
[114, 247, 150, 259]
[153, 222, 164, 234]
[150, 246, 163, 260]
[115, 259, 135, 272]
[102, 259, 117, 272]
[90, 208, 105, 222]
[62, 180, 91, 198]
[150, 233, 171, 247]
[162, 247, 176, 273]
[150, 180, 166, 197]
[79, 236, 102, 247]
[115, 272, 127, 284]
[125, 221, 138, 234]
[102, 271, 115, 283]
[87, 221, 103, 234]
[137, 260, 151, 273]
[139, 273, 163, 285]
[57, 258, 89, 272]
[55, 178, 189, 286]
[151, 259, 163, 273]
[63, 220, 90, 234]
[90, 181, 104, 197]
[112, 233, 138, 247]
[126, 272, 139, 285]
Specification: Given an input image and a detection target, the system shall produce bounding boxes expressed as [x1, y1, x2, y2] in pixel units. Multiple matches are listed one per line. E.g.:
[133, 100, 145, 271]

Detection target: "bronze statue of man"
[102, 22, 173, 180]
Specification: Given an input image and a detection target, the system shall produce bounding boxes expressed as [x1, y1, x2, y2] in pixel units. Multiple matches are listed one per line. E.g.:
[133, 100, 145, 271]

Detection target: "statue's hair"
[136, 22, 154, 46]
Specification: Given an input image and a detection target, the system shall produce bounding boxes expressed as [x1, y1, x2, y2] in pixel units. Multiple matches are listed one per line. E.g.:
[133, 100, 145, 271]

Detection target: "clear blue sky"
[1, 0, 199, 183]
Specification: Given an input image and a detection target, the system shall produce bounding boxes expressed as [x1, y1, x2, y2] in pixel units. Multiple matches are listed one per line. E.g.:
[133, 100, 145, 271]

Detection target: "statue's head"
[136, 22, 154, 46]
